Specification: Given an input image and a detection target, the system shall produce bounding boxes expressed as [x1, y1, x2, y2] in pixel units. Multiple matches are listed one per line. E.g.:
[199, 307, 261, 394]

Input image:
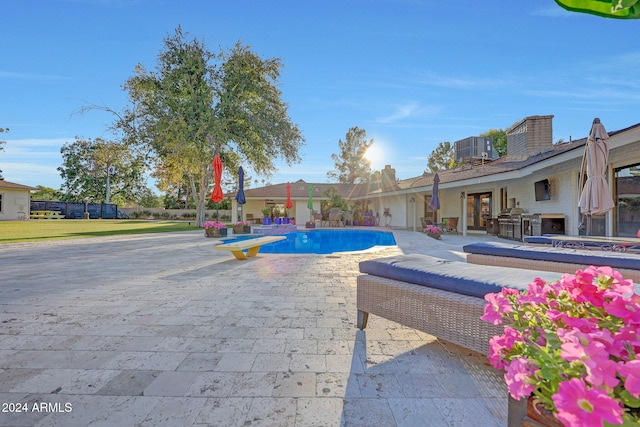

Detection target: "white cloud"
[376, 102, 440, 124]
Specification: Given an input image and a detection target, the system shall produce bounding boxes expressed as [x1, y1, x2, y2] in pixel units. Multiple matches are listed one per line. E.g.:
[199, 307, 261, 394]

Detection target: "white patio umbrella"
[578, 118, 615, 235]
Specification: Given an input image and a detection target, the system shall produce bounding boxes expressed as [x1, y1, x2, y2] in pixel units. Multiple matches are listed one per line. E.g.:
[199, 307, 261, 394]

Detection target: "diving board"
[214, 235, 286, 260]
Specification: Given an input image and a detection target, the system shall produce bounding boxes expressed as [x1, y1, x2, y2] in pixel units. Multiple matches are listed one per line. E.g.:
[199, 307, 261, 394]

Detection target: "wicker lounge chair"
[357, 254, 560, 355]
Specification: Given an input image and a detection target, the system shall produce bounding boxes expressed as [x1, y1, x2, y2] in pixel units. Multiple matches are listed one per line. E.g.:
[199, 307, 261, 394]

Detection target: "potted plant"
[481, 266, 640, 426]
[232, 221, 251, 234]
[283, 210, 290, 224]
[423, 224, 442, 240]
[204, 221, 227, 238]
[273, 207, 282, 224]
[261, 207, 272, 225]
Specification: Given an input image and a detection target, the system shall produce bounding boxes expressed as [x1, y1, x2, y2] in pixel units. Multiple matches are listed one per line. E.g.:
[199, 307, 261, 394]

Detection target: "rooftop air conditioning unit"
[454, 137, 498, 163]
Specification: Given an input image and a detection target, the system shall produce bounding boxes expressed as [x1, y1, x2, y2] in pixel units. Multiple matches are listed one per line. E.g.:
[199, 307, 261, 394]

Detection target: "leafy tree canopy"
[31, 186, 64, 201]
[116, 27, 304, 227]
[58, 137, 148, 205]
[0, 127, 8, 180]
[328, 126, 373, 184]
[426, 141, 456, 172]
[480, 129, 507, 157]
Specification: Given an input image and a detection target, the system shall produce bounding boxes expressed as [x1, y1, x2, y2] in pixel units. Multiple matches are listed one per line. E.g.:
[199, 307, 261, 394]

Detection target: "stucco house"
[0, 180, 36, 221]
[230, 115, 640, 238]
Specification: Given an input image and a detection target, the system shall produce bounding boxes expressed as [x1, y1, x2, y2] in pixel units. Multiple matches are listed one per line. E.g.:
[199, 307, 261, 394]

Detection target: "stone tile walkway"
[0, 229, 509, 426]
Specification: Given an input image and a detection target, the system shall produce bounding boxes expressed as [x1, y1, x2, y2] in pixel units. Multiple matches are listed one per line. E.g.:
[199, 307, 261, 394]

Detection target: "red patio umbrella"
[211, 156, 224, 220]
[285, 182, 293, 210]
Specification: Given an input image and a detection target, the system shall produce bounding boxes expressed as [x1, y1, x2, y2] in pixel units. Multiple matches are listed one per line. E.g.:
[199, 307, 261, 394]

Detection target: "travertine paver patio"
[0, 229, 508, 426]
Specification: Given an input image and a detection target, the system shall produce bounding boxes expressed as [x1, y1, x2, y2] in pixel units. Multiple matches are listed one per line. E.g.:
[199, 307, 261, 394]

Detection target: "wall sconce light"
[460, 192, 466, 199]
[409, 197, 415, 203]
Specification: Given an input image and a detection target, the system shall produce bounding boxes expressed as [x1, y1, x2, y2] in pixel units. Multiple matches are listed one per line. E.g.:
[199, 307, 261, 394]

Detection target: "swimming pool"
[222, 229, 396, 254]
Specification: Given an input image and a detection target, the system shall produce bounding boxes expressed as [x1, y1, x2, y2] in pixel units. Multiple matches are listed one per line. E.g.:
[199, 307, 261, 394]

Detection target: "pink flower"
[504, 357, 536, 399]
[481, 289, 516, 325]
[560, 331, 619, 388]
[553, 378, 623, 427]
[604, 294, 640, 324]
[619, 360, 640, 398]
[487, 327, 519, 369]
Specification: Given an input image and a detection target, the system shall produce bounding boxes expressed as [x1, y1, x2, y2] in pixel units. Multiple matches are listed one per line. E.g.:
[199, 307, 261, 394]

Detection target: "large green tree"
[0, 127, 8, 180]
[58, 137, 147, 204]
[480, 129, 507, 157]
[328, 126, 373, 184]
[426, 141, 456, 172]
[117, 28, 304, 227]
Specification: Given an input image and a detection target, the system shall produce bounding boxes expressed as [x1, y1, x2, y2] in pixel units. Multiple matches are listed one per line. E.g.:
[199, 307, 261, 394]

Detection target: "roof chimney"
[381, 165, 396, 189]
[506, 115, 554, 159]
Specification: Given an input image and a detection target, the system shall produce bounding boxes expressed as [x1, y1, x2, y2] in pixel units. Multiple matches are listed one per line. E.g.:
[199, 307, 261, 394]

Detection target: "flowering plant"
[481, 266, 640, 427]
[233, 221, 250, 227]
[424, 225, 442, 234]
[203, 221, 227, 230]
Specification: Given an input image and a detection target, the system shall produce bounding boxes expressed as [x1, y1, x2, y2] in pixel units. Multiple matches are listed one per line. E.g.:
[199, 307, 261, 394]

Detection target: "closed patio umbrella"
[285, 182, 293, 210]
[554, 0, 640, 18]
[428, 173, 441, 212]
[235, 166, 246, 221]
[211, 155, 224, 220]
[307, 184, 313, 221]
[578, 118, 615, 235]
[285, 182, 293, 221]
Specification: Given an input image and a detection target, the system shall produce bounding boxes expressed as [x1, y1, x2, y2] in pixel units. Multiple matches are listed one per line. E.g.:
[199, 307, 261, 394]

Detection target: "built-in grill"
[499, 211, 565, 241]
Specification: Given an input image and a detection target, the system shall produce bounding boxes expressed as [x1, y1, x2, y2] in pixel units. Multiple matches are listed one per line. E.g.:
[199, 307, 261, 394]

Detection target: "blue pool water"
[222, 230, 396, 254]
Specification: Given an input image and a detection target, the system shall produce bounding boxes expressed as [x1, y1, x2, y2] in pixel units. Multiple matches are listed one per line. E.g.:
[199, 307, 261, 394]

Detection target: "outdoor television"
[534, 179, 551, 201]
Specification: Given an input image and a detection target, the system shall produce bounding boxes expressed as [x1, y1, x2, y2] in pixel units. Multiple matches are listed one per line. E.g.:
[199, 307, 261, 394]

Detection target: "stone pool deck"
[0, 229, 510, 426]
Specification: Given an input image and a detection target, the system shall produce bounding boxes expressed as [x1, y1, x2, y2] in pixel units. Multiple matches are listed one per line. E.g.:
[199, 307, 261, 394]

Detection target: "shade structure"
[578, 118, 615, 234]
[428, 173, 441, 211]
[307, 184, 313, 221]
[285, 182, 293, 210]
[554, 0, 640, 18]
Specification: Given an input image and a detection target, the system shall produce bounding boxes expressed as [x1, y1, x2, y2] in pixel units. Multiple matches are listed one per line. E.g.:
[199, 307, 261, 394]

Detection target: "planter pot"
[233, 225, 250, 234]
[305, 221, 315, 228]
[525, 397, 563, 427]
[205, 227, 227, 238]
[364, 221, 372, 226]
[275, 217, 282, 225]
[283, 217, 290, 224]
[262, 217, 272, 225]
[353, 221, 361, 226]
[508, 395, 563, 427]
[290, 219, 296, 225]
[425, 231, 441, 240]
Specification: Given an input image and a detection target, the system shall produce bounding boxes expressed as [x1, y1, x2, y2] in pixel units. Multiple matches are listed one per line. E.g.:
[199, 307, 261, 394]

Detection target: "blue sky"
[2, 0, 639, 191]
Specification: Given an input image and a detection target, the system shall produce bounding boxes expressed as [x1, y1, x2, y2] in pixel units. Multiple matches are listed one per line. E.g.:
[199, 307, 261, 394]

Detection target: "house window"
[615, 163, 640, 237]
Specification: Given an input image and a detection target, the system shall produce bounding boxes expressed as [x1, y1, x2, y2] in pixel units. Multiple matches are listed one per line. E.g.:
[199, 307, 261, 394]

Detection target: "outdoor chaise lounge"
[357, 254, 561, 355]
[463, 241, 640, 283]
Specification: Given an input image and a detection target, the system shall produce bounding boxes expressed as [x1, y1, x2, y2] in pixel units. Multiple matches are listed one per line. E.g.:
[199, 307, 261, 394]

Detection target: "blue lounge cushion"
[463, 242, 640, 271]
[523, 236, 553, 245]
[359, 254, 561, 299]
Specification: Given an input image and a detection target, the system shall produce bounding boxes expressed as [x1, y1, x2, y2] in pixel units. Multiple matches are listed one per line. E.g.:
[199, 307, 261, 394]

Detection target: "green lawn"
[0, 220, 201, 244]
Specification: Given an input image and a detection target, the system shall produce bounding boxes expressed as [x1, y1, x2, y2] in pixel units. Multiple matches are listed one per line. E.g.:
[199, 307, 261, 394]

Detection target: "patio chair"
[420, 217, 433, 229]
[329, 208, 343, 227]
[442, 217, 458, 234]
[342, 211, 354, 226]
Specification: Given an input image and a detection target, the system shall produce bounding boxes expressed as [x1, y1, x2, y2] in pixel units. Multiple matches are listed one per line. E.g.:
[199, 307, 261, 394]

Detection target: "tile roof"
[0, 180, 37, 191]
[228, 179, 360, 200]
